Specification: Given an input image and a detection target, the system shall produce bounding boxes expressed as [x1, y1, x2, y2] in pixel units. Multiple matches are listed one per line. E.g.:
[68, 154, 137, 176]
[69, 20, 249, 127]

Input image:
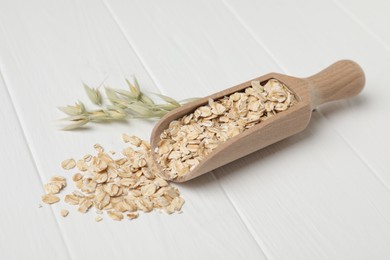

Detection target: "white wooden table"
[1, 0, 390, 259]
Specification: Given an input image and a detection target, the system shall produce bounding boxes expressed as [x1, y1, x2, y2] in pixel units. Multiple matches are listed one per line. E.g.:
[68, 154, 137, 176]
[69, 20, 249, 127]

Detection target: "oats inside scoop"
[156, 79, 297, 180]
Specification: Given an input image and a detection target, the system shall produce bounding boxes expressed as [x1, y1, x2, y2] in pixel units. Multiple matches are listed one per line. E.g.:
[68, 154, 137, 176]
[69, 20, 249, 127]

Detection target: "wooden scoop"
[150, 60, 365, 182]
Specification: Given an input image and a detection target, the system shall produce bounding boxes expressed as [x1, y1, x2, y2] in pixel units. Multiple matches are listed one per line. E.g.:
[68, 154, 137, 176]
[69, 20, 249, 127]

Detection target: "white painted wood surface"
[0, 0, 389, 259]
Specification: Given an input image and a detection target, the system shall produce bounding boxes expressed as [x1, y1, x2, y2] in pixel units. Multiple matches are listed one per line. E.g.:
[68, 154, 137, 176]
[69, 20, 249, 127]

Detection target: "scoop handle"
[305, 60, 365, 108]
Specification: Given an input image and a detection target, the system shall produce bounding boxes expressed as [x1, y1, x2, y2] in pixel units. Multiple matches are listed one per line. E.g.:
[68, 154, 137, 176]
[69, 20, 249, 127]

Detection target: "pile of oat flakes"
[156, 79, 296, 179]
[41, 134, 184, 222]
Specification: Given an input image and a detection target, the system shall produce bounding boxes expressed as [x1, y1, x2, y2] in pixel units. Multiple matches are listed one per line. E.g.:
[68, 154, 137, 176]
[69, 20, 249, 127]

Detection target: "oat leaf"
[140, 94, 155, 105]
[149, 92, 180, 107]
[61, 115, 88, 121]
[126, 78, 141, 98]
[77, 101, 86, 113]
[58, 106, 81, 116]
[114, 88, 137, 99]
[83, 83, 102, 105]
[126, 103, 154, 117]
[105, 87, 119, 103]
[107, 108, 127, 120]
[132, 76, 141, 92]
[62, 119, 89, 130]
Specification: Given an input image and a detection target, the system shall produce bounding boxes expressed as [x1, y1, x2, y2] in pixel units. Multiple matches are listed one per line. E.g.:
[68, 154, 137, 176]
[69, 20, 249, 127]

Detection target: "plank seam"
[317, 110, 390, 193]
[0, 69, 74, 260]
[101, 0, 168, 96]
[221, 0, 290, 74]
[332, 0, 390, 53]
[212, 171, 271, 259]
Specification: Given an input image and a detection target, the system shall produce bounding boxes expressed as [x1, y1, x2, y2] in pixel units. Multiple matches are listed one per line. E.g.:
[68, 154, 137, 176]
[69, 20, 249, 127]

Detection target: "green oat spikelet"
[59, 77, 199, 130]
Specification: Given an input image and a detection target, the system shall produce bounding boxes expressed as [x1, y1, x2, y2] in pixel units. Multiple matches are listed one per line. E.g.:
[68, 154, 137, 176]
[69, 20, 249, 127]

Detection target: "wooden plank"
[0, 74, 69, 259]
[0, 0, 265, 259]
[335, 0, 390, 50]
[106, 0, 390, 258]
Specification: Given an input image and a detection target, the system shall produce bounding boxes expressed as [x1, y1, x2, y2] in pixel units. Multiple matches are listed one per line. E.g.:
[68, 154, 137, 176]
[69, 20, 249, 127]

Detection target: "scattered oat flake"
[76, 159, 88, 171]
[154, 178, 168, 187]
[60, 209, 69, 217]
[122, 134, 142, 147]
[126, 212, 139, 220]
[78, 199, 93, 213]
[107, 211, 123, 221]
[165, 204, 175, 214]
[64, 194, 80, 205]
[171, 197, 185, 211]
[44, 176, 67, 194]
[83, 154, 92, 162]
[95, 215, 103, 222]
[44, 183, 61, 194]
[72, 173, 83, 182]
[94, 143, 104, 152]
[61, 158, 76, 170]
[141, 183, 156, 196]
[42, 194, 60, 204]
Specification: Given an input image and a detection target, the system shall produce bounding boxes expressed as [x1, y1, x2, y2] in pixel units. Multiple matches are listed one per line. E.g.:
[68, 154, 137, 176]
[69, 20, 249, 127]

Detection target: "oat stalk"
[58, 77, 200, 130]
